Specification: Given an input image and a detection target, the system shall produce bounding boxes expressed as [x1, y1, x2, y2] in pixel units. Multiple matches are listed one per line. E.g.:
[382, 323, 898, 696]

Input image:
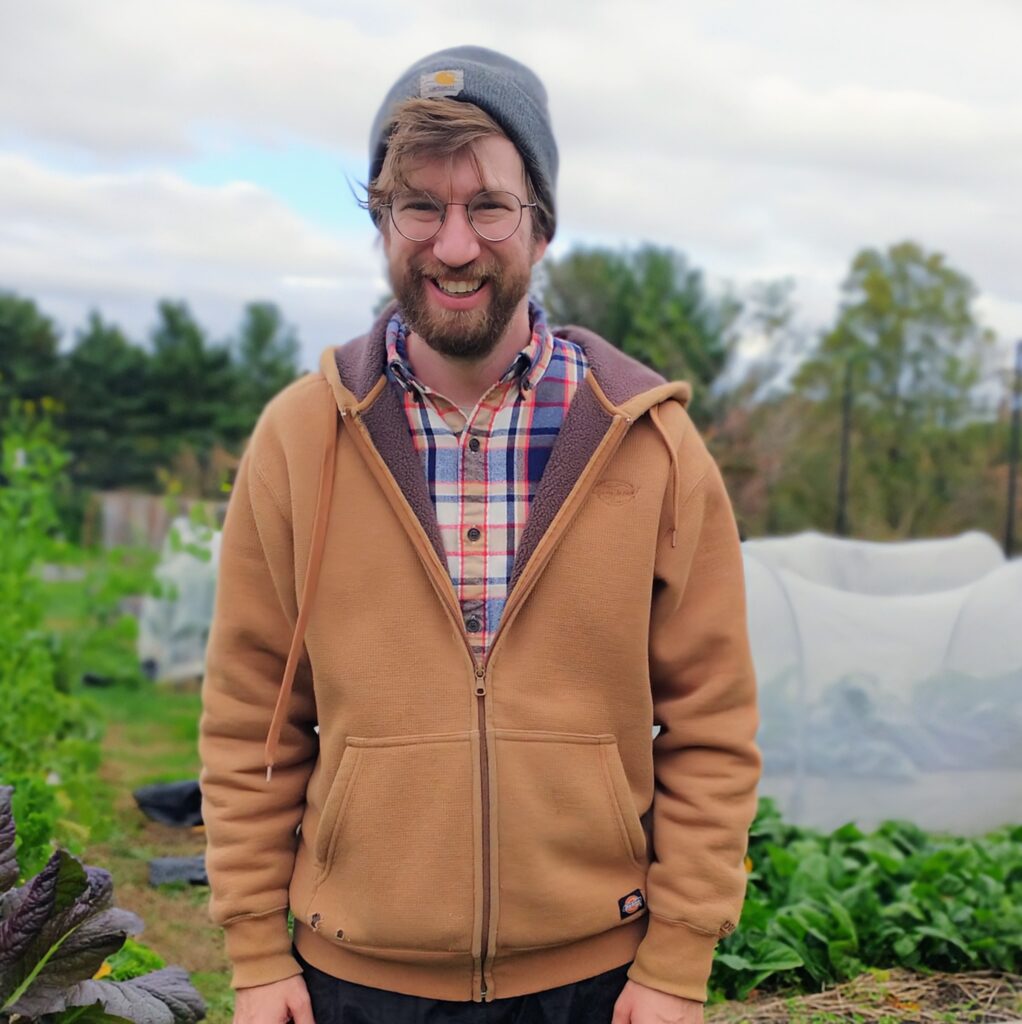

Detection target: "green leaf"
[824, 895, 858, 943]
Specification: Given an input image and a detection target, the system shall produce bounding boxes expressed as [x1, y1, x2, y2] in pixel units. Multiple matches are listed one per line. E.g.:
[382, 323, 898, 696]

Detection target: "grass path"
[81, 683, 233, 1024]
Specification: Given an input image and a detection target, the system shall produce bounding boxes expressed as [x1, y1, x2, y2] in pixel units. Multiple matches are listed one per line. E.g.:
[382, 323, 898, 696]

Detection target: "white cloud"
[2, 0, 1020, 361]
[0, 153, 382, 365]
[6, 1, 1021, 174]
[1, 0, 381, 159]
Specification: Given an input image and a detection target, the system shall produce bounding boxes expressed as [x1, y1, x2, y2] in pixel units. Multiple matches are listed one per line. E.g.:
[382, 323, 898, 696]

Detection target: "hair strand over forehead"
[367, 98, 553, 242]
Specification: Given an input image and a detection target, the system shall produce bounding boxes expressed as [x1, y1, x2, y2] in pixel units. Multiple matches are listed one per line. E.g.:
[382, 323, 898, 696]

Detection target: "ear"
[530, 236, 548, 267]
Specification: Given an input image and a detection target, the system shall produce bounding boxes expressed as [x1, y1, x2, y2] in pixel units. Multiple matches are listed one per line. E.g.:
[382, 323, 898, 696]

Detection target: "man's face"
[382, 135, 548, 361]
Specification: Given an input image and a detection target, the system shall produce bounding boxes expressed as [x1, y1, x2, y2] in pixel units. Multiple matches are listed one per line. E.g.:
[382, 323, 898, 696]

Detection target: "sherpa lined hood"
[264, 302, 692, 778]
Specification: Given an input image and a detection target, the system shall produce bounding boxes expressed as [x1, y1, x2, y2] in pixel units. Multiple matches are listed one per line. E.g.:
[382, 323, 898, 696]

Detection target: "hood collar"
[319, 301, 691, 419]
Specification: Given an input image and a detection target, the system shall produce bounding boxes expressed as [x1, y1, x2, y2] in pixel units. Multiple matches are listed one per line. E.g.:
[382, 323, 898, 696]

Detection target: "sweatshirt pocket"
[305, 732, 475, 954]
[493, 730, 648, 951]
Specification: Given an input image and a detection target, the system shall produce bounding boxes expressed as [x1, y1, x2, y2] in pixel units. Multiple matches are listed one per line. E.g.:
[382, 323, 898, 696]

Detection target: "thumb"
[287, 983, 315, 1024]
[610, 993, 632, 1024]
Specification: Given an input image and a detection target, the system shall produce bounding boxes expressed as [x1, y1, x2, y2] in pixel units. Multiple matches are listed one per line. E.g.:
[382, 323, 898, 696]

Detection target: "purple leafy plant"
[0, 786, 205, 1024]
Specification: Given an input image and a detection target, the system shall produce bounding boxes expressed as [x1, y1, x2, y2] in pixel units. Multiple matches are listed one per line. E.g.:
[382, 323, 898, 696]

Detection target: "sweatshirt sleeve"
[627, 418, 762, 1002]
[199, 429, 320, 989]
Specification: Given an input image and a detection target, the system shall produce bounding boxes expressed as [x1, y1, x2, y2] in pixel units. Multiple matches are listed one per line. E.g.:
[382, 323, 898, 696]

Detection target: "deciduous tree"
[541, 244, 739, 426]
[793, 241, 999, 537]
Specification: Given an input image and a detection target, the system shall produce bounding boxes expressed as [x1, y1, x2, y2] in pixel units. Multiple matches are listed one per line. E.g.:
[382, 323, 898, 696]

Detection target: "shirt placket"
[457, 382, 511, 660]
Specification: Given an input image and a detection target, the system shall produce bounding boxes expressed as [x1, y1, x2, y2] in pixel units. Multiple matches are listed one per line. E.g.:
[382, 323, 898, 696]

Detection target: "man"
[200, 46, 760, 1024]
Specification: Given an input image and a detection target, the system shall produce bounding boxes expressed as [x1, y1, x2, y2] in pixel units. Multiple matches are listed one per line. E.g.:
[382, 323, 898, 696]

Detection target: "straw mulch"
[706, 970, 1022, 1023]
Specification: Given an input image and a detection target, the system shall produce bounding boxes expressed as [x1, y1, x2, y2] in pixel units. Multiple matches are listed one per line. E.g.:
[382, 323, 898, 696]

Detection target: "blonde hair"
[367, 98, 553, 242]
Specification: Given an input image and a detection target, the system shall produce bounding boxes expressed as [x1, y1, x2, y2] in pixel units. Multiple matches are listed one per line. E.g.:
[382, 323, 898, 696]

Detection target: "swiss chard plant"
[0, 786, 205, 1024]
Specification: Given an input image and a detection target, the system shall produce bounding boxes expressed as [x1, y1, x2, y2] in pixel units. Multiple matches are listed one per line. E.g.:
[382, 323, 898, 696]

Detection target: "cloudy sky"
[2, 0, 1020, 374]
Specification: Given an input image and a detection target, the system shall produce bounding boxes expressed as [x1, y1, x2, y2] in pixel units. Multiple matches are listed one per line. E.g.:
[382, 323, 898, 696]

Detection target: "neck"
[405, 301, 533, 410]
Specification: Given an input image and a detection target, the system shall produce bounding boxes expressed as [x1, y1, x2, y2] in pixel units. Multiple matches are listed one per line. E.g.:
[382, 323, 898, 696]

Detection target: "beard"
[390, 254, 533, 361]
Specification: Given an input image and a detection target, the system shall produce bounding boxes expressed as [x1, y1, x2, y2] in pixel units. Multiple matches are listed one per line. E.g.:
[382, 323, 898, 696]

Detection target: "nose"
[431, 203, 481, 267]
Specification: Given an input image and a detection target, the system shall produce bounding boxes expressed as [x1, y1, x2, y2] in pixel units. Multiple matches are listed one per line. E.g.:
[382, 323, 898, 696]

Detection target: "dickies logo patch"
[618, 889, 646, 919]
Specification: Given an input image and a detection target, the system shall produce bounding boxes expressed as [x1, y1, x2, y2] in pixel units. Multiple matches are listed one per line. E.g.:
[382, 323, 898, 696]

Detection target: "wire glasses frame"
[381, 189, 538, 243]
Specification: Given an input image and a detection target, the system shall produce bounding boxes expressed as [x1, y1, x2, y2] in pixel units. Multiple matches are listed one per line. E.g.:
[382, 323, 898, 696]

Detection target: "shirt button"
[467, 527, 481, 542]
[468, 437, 481, 452]
[466, 617, 481, 633]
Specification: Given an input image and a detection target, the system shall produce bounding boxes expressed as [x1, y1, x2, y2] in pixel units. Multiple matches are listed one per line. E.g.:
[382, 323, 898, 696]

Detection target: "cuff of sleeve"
[224, 911, 302, 989]
[627, 914, 718, 1003]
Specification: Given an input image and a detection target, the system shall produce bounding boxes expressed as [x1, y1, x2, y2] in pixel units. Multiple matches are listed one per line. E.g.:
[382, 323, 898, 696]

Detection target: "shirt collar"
[385, 301, 551, 398]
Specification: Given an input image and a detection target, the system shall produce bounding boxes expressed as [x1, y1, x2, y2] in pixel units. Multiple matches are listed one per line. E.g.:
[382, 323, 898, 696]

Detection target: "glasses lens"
[391, 191, 443, 240]
[468, 191, 523, 241]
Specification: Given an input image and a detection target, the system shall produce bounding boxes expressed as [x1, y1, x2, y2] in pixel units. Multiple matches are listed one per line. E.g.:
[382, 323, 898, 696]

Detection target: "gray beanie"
[369, 46, 558, 239]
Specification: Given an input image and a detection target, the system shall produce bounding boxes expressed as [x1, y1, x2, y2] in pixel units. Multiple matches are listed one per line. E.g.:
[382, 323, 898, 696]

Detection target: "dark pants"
[295, 948, 632, 1024]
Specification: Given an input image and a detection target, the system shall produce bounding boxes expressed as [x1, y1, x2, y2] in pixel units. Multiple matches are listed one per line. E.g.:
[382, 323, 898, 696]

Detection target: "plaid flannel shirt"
[385, 304, 588, 659]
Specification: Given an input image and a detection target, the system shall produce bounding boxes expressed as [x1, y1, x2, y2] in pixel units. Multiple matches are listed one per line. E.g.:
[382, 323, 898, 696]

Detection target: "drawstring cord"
[649, 404, 680, 548]
[264, 400, 341, 781]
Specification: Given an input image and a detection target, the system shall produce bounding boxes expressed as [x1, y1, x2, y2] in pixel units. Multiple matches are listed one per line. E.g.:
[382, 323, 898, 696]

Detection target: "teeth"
[436, 279, 483, 295]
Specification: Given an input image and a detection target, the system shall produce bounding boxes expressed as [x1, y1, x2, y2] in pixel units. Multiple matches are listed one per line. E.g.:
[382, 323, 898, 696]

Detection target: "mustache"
[412, 259, 498, 282]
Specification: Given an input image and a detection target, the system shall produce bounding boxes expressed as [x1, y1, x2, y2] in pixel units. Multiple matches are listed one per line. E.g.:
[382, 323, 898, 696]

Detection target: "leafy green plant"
[0, 404, 162, 874]
[103, 938, 167, 982]
[711, 799, 1022, 999]
[0, 786, 205, 1024]
[0, 405, 105, 873]
[166, 502, 218, 565]
[50, 545, 160, 692]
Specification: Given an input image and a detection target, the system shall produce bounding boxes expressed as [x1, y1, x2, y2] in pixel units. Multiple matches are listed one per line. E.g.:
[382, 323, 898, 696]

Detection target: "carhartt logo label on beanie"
[420, 69, 464, 98]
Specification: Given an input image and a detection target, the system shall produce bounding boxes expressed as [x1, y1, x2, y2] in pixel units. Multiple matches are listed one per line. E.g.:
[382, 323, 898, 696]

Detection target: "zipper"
[475, 664, 491, 1000]
[344, 405, 633, 1002]
[346, 410, 493, 998]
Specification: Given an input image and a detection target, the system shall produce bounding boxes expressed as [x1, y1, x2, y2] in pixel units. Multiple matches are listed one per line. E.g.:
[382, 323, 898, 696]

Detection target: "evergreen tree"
[224, 302, 301, 440]
[0, 293, 61, 413]
[63, 312, 155, 490]
[146, 300, 236, 472]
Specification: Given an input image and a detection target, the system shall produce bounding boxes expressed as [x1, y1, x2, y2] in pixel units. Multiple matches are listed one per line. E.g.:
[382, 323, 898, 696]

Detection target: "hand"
[233, 974, 315, 1024]
[611, 979, 704, 1023]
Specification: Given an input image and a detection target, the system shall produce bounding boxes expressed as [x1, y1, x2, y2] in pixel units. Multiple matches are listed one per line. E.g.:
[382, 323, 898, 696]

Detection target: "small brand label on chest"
[594, 480, 637, 506]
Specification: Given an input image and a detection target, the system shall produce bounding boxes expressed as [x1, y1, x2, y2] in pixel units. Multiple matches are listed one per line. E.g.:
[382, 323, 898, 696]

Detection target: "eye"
[472, 191, 517, 213]
[393, 191, 441, 214]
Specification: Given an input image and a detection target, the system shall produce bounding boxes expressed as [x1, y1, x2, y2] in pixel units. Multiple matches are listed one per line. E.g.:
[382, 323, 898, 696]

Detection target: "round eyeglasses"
[382, 189, 537, 243]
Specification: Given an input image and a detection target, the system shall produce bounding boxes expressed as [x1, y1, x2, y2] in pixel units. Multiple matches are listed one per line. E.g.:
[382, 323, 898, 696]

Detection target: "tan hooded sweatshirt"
[199, 306, 761, 1004]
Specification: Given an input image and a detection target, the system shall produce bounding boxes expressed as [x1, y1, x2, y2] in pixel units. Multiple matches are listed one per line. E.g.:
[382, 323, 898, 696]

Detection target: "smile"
[433, 278, 485, 296]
